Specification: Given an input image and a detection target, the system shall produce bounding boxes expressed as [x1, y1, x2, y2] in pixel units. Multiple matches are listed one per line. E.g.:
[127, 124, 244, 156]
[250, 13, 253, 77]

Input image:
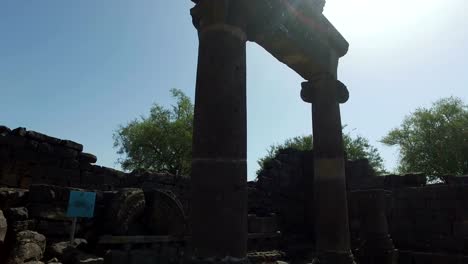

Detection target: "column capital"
[301, 78, 349, 104]
[190, 0, 247, 40]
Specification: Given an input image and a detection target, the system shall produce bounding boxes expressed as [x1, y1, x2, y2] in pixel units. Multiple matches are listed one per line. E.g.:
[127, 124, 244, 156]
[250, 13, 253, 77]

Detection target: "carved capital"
[301, 76, 349, 104]
[191, 0, 229, 29]
[190, 0, 247, 38]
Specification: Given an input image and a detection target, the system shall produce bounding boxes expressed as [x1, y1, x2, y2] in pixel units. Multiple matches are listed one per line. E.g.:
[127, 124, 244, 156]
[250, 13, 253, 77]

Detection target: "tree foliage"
[257, 131, 386, 175]
[381, 97, 468, 178]
[113, 89, 193, 175]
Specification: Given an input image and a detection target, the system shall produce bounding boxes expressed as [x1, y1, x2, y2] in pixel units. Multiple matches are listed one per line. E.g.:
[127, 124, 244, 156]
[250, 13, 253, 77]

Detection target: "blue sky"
[1, 0, 467, 180]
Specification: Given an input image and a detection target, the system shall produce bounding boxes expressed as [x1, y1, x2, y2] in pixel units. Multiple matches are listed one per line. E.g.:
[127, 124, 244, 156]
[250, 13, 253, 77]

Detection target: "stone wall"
[2, 125, 468, 263]
[390, 184, 468, 254]
[0, 125, 123, 190]
[0, 126, 189, 196]
[0, 125, 195, 263]
[254, 147, 468, 262]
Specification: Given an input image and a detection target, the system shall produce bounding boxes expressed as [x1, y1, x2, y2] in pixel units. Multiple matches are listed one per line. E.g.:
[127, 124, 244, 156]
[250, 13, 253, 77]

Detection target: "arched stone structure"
[189, 0, 353, 263]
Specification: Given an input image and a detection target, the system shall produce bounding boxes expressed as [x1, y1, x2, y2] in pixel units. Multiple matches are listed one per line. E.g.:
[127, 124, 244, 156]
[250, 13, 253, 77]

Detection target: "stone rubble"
[0, 210, 7, 243]
[7, 231, 46, 264]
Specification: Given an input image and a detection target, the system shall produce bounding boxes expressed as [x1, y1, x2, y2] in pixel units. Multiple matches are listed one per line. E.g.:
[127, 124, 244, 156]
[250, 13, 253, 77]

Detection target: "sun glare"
[324, 0, 445, 38]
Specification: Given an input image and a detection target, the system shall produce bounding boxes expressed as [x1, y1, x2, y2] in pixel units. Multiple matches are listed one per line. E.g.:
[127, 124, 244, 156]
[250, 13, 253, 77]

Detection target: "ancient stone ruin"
[189, 0, 351, 263]
[1, 1, 468, 264]
[0, 127, 468, 264]
[1, 125, 468, 264]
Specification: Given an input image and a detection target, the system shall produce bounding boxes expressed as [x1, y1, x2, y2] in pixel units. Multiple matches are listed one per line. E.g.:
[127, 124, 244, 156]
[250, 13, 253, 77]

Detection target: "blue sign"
[66, 191, 96, 218]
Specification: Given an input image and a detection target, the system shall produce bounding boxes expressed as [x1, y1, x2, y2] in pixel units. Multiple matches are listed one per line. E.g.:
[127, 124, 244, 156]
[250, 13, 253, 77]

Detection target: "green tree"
[382, 97, 468, 179]
[257, 131, 386, 175]
[113, 89, 193, 176]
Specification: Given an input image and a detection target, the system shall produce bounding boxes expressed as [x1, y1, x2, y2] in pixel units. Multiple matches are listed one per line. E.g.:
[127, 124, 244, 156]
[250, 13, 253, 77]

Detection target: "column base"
[311, 251, 356, 264]
[355, 249, 398, 264]
[189, 256, 250, 264]
[355, 234, 398, 264]
[360, 234, 395, 250]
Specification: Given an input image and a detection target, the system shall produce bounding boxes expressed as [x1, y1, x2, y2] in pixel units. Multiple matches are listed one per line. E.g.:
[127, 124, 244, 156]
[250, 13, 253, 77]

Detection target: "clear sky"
[1, 0, 467, 180]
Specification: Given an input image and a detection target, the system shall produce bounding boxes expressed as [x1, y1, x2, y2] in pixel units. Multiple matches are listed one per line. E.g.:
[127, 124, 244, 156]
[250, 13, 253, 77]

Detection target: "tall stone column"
[301, 74, 355, 264]
[190, 1, 248, 262]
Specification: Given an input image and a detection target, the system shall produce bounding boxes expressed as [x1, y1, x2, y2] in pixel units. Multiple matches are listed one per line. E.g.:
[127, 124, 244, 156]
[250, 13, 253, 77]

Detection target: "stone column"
[190, 1, 248, 262]
[352, 189, 397, 264]
[301, 74, 355, 264]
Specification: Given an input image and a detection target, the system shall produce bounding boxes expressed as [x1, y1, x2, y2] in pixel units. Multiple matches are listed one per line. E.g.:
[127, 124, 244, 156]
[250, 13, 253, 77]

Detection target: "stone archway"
[188, 1, 353, 263]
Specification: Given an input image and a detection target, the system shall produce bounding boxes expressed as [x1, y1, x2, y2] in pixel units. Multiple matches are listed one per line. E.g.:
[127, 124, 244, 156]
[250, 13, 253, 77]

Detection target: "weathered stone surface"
[29, 185, 82, 204]
[37, 142, 54, 155]
[248, 214, 278, 234]
[61, 159, 80, 170]
[304, 76, 353, 261]
[46, 257, 62, 264]
[190, 3, 248, 258]
[0, 210, 7, 243]
[11, 127, 27, 137]
[247, 1, 348, 79]
[29, 204, 68, 221]
[53, 145, 78, 159]
[143, 189, 186, 236]
[7, 231, 46, 264]
[103, 250, 128, 264]
[6, 207, 29, 222]
[47, 239, 88, 263]
[5, 123, 468, 264]
[106, 188, 145, 235]
[24, 140, 39, 151]
[16, 230, 46, 249]
[11, 220, 37, 233]
[0, 188, 28, 211]
[247, 251, 286, 264]
[71, 252, 103, 264]
[78, 153, 97, 164]
[36, 219, 82, 237]
[351, 190, 396, 264]
[0, 134, 27, 148]
[59, 140, 83, 152]
[0, 125, 11, 135]
[26, 131, 61, 145]
[128, 250, 158, 264]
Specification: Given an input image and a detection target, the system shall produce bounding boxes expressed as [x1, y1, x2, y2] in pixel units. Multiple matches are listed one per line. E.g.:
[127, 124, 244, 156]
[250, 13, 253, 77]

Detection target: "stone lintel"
[246, 0, 348, 57]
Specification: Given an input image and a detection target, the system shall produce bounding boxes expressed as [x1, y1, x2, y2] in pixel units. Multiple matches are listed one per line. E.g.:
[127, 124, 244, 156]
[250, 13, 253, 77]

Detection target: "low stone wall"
[398, 250, 468, 264]
[0, 125, 123, 190]
[390, 184, 468, 254]
[0, 126, 190, 199]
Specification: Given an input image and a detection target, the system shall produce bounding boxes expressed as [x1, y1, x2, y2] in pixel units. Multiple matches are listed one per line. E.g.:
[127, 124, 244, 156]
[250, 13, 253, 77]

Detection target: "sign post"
[66, 190, 96, 244]
[70, 217, 77, 243]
